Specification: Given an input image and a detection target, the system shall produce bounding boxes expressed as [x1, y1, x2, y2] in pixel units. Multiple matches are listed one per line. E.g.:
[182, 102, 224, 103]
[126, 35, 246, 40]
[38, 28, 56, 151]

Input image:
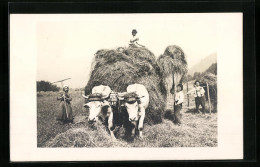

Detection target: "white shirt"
[129, 35, 139, 45]
[175, 91, 184, 104]
[188, 86, 205, 97]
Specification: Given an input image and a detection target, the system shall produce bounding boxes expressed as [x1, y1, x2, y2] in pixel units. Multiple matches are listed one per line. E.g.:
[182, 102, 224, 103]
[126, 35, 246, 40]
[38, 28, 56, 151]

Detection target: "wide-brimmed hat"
[132, 29, 137, 33]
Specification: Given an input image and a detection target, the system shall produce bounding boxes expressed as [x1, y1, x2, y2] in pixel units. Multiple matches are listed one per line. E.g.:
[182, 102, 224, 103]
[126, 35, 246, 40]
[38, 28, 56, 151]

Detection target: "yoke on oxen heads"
[124, 93, 140, 122]
[124, 92, 142, 104]
[82, 85, 117, 140]
[122, 84, 149, 138]
[119, 92, 144, 122]
[82, 92, 110, 123]
[82, 93, 105, 103]
[118, 92, 143, 104]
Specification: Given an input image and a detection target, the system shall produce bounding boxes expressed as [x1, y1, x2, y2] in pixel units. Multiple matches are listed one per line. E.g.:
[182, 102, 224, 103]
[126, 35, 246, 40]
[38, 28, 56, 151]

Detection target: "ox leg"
[138, 107, 145, 138]
[107, 107, 116, 140]
[130, 121, 137, 138]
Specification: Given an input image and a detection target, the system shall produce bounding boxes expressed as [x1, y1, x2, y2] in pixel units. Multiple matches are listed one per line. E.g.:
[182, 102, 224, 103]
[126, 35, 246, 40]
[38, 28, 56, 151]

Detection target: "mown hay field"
[37, 86, 217, 147]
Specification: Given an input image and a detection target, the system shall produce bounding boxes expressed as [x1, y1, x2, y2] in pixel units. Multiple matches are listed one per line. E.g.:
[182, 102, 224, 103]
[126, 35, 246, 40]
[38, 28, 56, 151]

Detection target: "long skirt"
[57, 101, 73, 122]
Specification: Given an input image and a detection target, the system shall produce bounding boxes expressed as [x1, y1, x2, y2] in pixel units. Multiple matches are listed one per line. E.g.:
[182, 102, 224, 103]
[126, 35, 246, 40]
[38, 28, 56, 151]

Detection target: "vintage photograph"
[36, 14, 218, 148]
[10, 13, 243, 161]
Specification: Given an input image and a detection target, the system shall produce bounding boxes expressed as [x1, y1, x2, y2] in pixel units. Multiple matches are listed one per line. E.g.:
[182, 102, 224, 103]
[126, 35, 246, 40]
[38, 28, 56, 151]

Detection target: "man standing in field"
[57, 85, 73, 124]
[129, 29, 145, 48]
[187, 80, 206, 114]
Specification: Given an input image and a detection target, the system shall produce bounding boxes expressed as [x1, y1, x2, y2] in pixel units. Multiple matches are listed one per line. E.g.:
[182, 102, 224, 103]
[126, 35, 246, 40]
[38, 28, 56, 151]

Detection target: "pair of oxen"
[82, 83, 149, 140]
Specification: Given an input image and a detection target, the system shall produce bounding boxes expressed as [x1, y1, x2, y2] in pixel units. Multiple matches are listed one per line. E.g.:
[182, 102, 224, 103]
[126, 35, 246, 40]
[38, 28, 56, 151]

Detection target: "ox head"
[82, 94, 110, 123]
[121, 92, 142, 122]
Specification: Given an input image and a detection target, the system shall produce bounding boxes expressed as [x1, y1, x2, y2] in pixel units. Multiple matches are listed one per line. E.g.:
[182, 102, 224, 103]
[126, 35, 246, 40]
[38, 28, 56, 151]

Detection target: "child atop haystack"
[174, 84, 184, 126]
[129, 29, 145, 48]
[56, 85, 73, 124]
[187, 80, 206, 114]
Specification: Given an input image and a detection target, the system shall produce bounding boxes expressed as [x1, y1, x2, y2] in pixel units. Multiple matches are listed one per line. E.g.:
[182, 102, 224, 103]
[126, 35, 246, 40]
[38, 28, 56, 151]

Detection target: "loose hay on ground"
[38, 92, 217, 147]
[45, 121, 128, 147]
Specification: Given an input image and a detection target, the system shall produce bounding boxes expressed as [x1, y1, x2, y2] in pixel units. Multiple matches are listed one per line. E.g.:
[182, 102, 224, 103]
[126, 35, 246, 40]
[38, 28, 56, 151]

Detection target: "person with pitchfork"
[56, 85, 73, 124]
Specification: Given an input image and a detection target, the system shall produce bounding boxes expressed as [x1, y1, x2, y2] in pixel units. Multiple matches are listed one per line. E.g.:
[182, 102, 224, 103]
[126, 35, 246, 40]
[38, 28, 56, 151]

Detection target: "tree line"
[37, 80, 60, 92]
[37, 63, 217, 91]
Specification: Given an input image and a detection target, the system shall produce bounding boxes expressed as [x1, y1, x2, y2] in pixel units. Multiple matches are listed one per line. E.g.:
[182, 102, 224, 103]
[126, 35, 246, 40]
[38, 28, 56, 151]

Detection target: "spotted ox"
[82, 85, 116, 140]
[120, 83, 149, 138]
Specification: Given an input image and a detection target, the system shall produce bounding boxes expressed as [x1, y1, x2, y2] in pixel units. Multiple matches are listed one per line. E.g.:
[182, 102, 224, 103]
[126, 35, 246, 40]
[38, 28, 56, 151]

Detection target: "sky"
[36, 14, 218, 88]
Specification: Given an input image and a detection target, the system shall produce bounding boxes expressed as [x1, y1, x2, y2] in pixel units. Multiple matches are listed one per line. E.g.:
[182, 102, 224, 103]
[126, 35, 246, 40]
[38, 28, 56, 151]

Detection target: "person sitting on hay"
[129, 29, 145, 48]
[174, 84, 184, 126]
[56, 85, 73, 124]
[187, 80, 206, 114]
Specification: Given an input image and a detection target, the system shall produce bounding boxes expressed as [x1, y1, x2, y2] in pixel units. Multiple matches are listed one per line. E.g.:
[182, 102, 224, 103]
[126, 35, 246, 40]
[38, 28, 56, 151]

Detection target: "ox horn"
[82, 94, 89, 99]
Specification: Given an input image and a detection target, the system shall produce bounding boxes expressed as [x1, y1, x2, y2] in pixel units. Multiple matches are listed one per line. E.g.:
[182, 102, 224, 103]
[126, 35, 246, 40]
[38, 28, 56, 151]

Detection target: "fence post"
[207, 82, 212, 114]
[186, 82, 189, 107]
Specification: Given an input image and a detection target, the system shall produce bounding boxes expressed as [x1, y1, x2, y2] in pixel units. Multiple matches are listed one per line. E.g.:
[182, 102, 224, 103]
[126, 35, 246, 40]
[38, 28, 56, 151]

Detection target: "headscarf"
[63, 85, 69, 91]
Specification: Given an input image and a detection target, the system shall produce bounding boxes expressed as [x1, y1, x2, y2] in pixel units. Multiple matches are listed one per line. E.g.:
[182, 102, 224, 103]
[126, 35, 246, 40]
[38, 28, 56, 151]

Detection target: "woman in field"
[187, 80, 206, 114]
[174, 84, 184, 126]
[56, 85, 73, 124]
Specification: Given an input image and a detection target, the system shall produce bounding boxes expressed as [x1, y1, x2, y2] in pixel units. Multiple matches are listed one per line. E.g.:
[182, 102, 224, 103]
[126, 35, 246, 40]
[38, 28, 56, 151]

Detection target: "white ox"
[122, 83, 149, 138]
[82, 85, 115, 139]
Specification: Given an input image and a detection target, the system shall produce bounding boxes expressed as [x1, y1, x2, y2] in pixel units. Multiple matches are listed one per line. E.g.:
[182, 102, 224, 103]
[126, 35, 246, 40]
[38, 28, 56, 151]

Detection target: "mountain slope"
[188, 52, 217, 75]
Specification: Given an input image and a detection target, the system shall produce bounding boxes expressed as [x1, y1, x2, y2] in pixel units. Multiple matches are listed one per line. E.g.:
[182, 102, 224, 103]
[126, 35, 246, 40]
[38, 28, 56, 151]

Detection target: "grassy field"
[37, 83, 217, 147]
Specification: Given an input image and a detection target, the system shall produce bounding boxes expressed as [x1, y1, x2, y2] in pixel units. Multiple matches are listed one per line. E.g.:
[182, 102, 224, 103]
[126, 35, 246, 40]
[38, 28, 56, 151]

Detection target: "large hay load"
[157, 45, 188, 108]
[200, 72, 217, 112]
[85, 47, 165, 124]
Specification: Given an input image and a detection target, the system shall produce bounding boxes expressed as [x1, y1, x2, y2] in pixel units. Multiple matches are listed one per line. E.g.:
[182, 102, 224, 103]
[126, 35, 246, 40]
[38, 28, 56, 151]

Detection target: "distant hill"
[188, 52, 217, 75]
[205, 63, 217, 75]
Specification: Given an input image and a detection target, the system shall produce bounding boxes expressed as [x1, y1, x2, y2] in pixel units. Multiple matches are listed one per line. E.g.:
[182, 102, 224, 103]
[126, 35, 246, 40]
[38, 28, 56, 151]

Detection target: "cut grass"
[38, 90, 217, 147]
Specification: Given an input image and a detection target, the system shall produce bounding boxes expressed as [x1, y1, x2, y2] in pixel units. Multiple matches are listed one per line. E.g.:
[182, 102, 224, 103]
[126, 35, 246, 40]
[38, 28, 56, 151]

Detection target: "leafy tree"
[37, 80, 60, 92]
[205, 63, 217, 75]
[191, 63, 217, 81]
[187, 74, 193, 81]
[183, 74, 193, 83]
[193, 72, 202, 80]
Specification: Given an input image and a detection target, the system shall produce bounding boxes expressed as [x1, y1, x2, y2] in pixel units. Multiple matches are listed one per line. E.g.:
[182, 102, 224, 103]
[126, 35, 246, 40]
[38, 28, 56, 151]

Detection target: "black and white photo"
[10, 13, 243, 161]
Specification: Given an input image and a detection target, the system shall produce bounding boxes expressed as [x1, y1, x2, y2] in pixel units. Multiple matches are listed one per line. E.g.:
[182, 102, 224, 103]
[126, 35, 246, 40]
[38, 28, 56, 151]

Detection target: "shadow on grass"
[164, 109, 175, 121]
[185, 108, 206, 114]
[163, 109, 182, 126]
[185, 107, 217, 114]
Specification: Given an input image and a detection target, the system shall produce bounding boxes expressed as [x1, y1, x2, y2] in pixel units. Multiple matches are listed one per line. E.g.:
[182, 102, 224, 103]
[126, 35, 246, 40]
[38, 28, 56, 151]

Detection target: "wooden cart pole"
[186, 82, 189, 107]
[207, 82, 212, 114]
